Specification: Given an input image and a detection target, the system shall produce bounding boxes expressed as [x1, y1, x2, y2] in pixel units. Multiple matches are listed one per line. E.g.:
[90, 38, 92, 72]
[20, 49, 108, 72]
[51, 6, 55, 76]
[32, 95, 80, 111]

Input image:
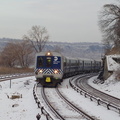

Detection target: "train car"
[78, 58, 94, 73]
[34, 51, 102, 87]
[82, 58, 94, 73]
[94, 60, 102, 72]
[63, 57, 78, 77]
[35, 51, 64, 87]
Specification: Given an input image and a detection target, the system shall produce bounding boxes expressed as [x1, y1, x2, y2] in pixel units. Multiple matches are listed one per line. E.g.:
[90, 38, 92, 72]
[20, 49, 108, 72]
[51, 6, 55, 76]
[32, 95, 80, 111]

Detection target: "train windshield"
[37, 56, 61, 69]
[46, 57, 52, 67]
[37, 56, 52, 68]
[37, 57, 44, 67]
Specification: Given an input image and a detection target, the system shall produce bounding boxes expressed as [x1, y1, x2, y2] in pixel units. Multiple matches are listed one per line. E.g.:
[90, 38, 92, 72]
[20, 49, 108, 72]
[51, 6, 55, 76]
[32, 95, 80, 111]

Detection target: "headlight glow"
[47, 52, 50, 55]
[39, 69, 43, 73]
[54, 70, 58, 74]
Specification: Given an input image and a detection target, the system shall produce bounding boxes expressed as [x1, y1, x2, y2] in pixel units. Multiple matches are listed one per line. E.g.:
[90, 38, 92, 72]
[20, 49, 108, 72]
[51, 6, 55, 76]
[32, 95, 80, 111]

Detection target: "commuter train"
[34, 51, 101, 87]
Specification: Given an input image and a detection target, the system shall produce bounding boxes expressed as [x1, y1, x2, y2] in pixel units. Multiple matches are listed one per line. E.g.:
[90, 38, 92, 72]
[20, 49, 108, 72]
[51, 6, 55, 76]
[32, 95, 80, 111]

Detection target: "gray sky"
[0, 0, 116, 42]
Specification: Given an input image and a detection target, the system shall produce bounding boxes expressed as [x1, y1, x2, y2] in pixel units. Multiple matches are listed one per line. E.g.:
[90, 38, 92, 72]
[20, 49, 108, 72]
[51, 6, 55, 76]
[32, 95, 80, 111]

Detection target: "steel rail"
[79, 78, 120, 107]
[41, 87, 65, 120]
[56, 87, 95, 120]
[70, 74, 120, 114]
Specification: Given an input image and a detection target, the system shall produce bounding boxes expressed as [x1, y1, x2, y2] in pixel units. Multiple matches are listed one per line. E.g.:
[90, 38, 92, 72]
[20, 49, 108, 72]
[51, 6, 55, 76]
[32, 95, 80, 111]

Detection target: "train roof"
[36, 51, 63, 57]
[65, 57, 78, 60]
[78, 58, 94, 61]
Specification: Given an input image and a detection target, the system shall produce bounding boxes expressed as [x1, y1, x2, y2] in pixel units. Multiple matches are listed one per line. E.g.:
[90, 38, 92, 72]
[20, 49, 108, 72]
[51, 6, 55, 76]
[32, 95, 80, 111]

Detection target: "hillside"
[0, 38, 103, 60]
[45, 41, 103, 60]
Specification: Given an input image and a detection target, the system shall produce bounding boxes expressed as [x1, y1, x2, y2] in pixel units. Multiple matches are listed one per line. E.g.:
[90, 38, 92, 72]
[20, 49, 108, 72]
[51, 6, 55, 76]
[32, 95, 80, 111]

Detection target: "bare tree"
[99, 1, 120, 49]
[1, 41, 34, 68]
[103, 41, 112, 55]
[1, 42, 17, 67]
[23, 25, 49, 52]
[15, 41, 34, 68]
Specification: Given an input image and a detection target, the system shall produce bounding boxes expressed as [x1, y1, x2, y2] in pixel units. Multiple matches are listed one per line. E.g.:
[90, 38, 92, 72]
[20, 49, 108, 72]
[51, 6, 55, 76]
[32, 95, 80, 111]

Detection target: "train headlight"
[54, 70, 58, 74]
[47, 52, 50, 56]
[39, 69, 43, 73]
[45, 51, 53, 56]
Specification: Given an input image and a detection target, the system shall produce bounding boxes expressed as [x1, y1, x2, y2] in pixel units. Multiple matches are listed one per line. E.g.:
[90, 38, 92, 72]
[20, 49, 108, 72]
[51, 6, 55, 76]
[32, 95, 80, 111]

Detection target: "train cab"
[35, 51, 64, 87]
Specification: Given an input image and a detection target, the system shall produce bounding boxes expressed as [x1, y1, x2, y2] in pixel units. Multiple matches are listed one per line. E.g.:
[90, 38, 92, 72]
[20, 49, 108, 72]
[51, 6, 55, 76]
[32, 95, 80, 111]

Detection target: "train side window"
[37, 57, 43, 67]
[64, 58, 67, 66]
[46, 57, 52, 67]
[64, 62, 66, 66]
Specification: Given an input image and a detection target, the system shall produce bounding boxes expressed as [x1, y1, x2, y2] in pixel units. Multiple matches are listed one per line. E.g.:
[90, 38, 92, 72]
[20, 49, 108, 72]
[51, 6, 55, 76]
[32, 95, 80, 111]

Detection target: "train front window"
[37, 57, 43, 67]
[46, 57, 52, 67]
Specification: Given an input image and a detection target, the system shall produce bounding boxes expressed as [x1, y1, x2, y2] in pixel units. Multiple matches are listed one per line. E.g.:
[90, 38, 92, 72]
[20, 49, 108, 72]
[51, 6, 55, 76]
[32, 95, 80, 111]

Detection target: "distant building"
[103, 54, 120, 80]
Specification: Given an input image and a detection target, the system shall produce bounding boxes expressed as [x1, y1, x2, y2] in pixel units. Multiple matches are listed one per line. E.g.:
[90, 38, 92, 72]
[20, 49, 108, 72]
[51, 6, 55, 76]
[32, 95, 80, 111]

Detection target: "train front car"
[35, 51, 64, 87]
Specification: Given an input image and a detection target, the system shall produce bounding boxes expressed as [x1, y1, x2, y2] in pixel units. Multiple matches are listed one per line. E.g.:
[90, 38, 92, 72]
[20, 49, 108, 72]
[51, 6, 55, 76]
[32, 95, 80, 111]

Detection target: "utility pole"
[10, 79, 11, 88]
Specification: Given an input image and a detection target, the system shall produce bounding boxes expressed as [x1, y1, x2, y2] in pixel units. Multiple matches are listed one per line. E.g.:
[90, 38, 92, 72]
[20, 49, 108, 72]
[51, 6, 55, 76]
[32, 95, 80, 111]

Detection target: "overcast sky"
[0, 0, 116, 43]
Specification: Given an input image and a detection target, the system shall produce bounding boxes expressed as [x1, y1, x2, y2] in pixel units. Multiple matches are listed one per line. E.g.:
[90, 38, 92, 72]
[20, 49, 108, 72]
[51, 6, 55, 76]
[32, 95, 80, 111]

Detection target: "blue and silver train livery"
[35, 51, 102, 87]
[35, 51, 64, 87]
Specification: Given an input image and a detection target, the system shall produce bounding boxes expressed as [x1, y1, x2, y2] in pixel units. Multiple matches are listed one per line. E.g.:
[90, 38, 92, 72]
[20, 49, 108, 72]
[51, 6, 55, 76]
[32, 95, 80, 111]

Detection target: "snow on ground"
[88, 73, 120, 98]
[0, 74, 120, 120]
[0, 76, 44, 120]
[59, 76, 120, 120]
[106, 55, 120, 71]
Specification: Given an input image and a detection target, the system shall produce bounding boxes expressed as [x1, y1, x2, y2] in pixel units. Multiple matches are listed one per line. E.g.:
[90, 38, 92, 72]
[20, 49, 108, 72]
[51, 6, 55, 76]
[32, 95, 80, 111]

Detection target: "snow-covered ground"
[0, 76, 42, 120]
[59, 75, 120, 120]
[89, 73, 120, 98]
[0, 74, 120, 120]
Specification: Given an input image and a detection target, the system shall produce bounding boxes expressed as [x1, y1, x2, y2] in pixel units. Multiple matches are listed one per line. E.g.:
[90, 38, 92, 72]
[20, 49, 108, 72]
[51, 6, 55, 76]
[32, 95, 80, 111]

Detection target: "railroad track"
[41, 87, 65, 120]
[56, 87, 95, 120]
[70, 74, 120, 114]
[38, 84, 96, 120]
[0, 73, 34, 82]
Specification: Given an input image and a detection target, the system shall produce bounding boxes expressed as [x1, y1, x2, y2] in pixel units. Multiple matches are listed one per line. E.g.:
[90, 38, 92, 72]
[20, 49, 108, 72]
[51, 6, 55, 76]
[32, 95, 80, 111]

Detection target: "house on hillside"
[103, 54, 120, 80]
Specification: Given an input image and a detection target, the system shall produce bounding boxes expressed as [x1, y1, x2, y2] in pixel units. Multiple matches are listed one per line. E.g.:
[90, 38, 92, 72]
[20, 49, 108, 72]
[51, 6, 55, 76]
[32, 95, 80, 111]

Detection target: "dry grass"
[0, 67, 34, 75]
[106, 47, 120, 55]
